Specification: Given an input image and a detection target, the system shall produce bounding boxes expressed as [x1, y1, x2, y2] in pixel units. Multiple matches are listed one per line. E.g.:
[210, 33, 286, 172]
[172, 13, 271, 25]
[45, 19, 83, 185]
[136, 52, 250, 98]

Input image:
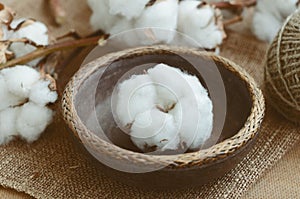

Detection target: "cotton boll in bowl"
[114, 63, 213, 153]
[130, 108, 181, 152]
[115, 74, 157, 127]
[62, 45, 265, 189]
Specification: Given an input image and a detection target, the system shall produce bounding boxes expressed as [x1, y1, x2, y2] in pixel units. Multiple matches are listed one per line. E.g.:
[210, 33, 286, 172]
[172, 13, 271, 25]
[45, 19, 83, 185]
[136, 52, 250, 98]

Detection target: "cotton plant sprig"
[88, 0, 225, 50]
[87, 0, 256, 51]
[0, 65, 58, 145]
[0, 3, 56, 145]
[0, 3, 108, 145]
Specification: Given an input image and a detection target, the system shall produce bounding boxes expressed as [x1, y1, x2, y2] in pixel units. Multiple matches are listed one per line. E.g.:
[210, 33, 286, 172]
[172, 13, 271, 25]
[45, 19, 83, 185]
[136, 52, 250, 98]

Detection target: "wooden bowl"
[62, 45, 265, 189]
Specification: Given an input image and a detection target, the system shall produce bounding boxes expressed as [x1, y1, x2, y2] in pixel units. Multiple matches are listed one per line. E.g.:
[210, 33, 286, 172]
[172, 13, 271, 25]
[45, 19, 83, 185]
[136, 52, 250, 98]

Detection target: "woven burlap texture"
[0, 29, 299, 198]
[1, 0, 300, 198]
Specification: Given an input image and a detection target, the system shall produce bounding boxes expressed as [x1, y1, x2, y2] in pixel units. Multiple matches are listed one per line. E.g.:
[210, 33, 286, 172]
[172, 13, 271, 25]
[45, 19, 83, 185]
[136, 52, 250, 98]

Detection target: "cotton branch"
[0, 34, 109, 69]
[212, 0, 257, 10]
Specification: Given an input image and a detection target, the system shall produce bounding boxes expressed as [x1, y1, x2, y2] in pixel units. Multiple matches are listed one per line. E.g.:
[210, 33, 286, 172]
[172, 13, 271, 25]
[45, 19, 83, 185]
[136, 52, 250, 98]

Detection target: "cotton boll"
[184, 73, 207, 97]
[179, 1, 214, 28]
[10, 20, 48, 45]
[278, 0, 299, 17]
[16, 102, 53, 143]
[200, 24, 224, 49]
[177, 0, 225, 49]
[131, 108, 180, 151]
[1, 65, 40, 98]
[87, 0, 120, 32]
[0, 19, 25, 40]
[109, 27, 141, 48]
[189, 95, 213, 149]
[1, 19, 48, 66]
[1, 26, 12, 40]
[134, 0, 179, 44]
[29, 80, 58, 106]
[170, 95, 213, 150]
[252, 0, 298, 42]
[252, 12, 282, 43]
[116, 63, 213, 152]
[0, 65, 56, 145]
[0, 107, 20, 145]
[254, 0, 297, 21]
[115, 74, 156, 126]
[8, 19, 49, 66]
[147, 64, 192, 105]
[169, 71, 213, 150]
[9, 43, 41, 66]
[109, 18, 134, 35]
[109, 0, 149, 20]
[0, 74, 24, 111]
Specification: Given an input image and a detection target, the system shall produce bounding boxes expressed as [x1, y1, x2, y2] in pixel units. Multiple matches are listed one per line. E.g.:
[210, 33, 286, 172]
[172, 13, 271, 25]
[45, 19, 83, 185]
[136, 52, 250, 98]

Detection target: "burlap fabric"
[1, 1, 300, 198]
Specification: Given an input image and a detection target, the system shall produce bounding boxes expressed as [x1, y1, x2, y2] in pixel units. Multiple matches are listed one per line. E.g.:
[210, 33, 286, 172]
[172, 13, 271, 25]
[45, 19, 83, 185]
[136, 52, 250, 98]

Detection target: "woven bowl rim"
[62, 45, 265, 168]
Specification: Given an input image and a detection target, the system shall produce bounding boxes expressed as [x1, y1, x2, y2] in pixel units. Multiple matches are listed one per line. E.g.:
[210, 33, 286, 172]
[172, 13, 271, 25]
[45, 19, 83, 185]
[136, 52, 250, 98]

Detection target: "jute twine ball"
[265, 10, 300, 124]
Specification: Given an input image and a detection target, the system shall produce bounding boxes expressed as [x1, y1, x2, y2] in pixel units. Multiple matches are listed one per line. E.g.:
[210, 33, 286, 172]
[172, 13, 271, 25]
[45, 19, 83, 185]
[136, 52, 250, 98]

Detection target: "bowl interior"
[74, 50, 252, 153]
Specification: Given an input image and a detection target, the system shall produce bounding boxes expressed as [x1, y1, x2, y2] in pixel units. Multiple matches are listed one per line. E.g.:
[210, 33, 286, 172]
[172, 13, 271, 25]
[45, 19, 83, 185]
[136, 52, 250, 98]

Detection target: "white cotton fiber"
[9, 43, 40, 66]
[29, 80, 58, 106]
[0, 64, 57, 145]
[131, 108, 180, 151]
[1, 65, 40, 98]
[147, 63, 191, 102]
[115, 74, 157, 126]
[177, 0, 224, 49]
[87, 0, 120, 32]
[8, 19, 49, 66]
[252, 0, 298, 43]
[108, 0, 149, 20]
[109, 18, 134, 35]
[16, 102, 53, 143]
[134, 0, 179, 44]
[10, 20, 48, 45]
[170, 95, 213, 150]
[0, 74, 24, 111]
[184, 73, 207, 96]
[115, 63, 213, 152]
[1, 18, 27, 41]
[0, 107, 20, 145]
[252, 12, 282, 43]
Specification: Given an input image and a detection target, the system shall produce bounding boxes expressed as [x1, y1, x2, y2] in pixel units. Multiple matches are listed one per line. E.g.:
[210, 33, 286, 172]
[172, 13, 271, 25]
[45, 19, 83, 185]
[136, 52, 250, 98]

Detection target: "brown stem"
[224, 15, 243, 26]
[211, 0, 256, 9]
[5, 38, 44, 47]
[0, 34, 109, 69]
